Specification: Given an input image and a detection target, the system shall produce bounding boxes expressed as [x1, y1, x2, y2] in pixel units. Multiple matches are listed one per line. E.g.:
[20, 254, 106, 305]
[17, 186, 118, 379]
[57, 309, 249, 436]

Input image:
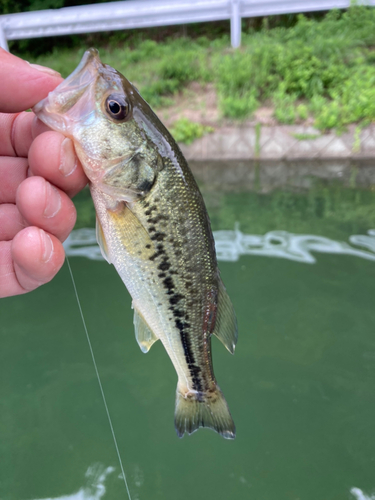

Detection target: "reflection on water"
[33, 465, 114, 500]
[351, 488, 375, 500]
[63, 227, 375, 264]
[3, 171, 375, 500]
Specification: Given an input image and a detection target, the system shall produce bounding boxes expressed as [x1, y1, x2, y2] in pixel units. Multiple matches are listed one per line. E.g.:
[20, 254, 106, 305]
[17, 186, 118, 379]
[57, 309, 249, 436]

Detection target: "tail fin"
[174, 386, 236, 439]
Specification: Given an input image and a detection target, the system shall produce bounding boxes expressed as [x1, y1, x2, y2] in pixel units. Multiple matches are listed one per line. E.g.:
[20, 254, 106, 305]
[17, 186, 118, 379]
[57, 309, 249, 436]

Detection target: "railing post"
[0, 24, 9, 51]
[230, 0, 241, 48]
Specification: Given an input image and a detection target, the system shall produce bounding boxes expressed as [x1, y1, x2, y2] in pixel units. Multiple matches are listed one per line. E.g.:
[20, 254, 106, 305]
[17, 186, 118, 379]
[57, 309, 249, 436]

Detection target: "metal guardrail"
[0, 0, 374, 51]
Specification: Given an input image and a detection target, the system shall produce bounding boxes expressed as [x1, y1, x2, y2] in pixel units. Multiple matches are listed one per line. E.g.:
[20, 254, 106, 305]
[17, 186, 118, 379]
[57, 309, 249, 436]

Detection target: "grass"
[353, 126, 362, 153]
[255, 123, 261, 157]
[16, 5, 375, 132]
[293, 133, 321, 141]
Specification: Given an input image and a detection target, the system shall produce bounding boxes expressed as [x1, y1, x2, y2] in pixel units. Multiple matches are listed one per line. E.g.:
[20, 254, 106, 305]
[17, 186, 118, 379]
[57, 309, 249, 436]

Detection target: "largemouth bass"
[34, 49, 238, 439]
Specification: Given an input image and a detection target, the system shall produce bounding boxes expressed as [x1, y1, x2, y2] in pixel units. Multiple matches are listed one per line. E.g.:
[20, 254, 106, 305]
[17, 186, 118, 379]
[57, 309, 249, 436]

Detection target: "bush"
[220, 91, 259, 119]
[170, 118, 213, 144]
[213, 7, 375, 126]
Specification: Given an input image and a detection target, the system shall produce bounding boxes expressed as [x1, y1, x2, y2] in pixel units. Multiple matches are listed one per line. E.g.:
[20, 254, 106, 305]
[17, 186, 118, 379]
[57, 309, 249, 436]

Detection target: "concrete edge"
[178, 123, 375, 161]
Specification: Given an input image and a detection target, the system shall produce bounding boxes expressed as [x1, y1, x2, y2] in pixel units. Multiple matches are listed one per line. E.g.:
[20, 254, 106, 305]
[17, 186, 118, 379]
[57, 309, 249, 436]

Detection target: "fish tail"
[174, 385, 236, 439]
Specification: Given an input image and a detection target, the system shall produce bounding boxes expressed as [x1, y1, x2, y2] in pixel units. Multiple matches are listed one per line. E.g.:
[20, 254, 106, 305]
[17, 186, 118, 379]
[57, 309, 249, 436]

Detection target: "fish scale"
[33, 48, 238, 439]
[130, 167, 215, 392]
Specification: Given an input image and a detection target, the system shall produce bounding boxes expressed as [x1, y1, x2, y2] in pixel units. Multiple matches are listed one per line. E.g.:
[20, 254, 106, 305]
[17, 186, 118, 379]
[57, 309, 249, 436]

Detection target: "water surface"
[1, 163, 375, 500]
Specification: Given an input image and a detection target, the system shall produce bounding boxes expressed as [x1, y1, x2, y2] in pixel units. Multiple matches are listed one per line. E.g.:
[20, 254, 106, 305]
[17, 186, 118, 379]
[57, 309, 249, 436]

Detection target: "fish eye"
[105, 94, 131, 121]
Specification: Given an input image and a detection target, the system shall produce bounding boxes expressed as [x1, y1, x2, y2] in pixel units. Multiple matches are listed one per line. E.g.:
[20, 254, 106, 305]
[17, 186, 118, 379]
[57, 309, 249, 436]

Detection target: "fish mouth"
[33, 48, 103, 134]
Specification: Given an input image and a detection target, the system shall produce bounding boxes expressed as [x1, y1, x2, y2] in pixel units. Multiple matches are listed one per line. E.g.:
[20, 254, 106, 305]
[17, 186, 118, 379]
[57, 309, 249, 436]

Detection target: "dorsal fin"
[133, 306, 159, 353]
[96, 216, 111, 263]
[212, 279, 238, 354]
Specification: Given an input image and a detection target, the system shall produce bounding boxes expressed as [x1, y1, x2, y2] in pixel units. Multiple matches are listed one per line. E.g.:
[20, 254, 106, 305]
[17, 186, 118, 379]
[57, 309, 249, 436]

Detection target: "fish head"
[34, 48, 165, 199]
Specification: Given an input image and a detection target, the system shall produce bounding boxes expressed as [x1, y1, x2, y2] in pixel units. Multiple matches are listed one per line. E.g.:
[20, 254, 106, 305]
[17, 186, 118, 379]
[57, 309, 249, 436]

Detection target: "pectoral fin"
[96, 216, 111, 264]
[134, 307, 159, 353]
[107, 203, 155, 259]
[213, 279, 238, 354]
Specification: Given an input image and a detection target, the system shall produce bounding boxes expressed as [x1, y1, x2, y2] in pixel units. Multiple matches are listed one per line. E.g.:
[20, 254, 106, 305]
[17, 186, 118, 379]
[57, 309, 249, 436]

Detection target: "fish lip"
[57, 48, 103, 100]
[32, 48, 103, 133]
[64, 48, 101, 84]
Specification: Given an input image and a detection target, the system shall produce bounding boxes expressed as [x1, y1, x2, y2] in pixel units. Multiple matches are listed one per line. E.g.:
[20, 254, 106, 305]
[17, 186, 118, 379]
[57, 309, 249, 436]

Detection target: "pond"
[1, 160, 375, 500]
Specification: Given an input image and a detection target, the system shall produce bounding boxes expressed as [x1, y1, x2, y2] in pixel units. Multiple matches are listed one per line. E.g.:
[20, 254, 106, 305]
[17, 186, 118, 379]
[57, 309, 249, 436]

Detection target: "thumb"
[0, 48, 63, 113]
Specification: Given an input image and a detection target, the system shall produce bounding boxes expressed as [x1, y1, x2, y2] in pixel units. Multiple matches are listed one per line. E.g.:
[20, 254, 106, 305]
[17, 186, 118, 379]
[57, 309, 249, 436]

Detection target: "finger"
[0, 48, 62, 113]
[16, 176, 77, 242]
[0, 157, 29, 204]
[32, 116, 53, 138]
[0, 111, 36, 158]
[28, 131, 88, 198]
[0, 228, 65, 297]
[0, 204, 25, 241]
[13, 228, 65, 292]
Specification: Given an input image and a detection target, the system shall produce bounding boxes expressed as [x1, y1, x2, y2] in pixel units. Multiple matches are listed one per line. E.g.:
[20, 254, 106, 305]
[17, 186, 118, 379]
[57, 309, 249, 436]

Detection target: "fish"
[33, 48, 238, 439]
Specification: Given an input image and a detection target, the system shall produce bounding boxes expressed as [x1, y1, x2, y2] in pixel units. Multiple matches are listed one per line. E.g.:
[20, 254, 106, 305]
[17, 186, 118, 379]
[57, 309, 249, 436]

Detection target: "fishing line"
[66, 257, 132, 500]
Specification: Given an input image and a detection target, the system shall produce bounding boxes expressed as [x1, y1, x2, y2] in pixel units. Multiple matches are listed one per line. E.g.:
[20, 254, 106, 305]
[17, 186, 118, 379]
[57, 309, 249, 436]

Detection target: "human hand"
[0, 48, 88, 298]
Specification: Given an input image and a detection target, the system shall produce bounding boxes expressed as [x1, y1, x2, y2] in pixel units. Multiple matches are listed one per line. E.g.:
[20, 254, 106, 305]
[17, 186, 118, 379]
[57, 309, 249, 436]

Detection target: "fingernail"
[59, 137, 78, 177]
[44, 182, 61, 218]
[27, 62, 61, 78]
[40, 230, 54, 263]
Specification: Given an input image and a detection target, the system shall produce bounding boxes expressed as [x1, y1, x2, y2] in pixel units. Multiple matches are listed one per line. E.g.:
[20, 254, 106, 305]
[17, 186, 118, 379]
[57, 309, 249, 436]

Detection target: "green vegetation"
[293, 133, 321, 141]
[255, 123, 261, 157]
[353, 126, 362, 152]
[14, 5, 375, 131]
[72, 186, 96, 229]
[170, 118, 213, 144]
[0, 0, 108, 15]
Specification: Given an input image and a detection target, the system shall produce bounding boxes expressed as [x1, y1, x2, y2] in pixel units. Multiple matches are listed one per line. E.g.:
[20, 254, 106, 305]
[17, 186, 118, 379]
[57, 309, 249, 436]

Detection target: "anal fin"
[213, 279, 238, 354]
[133, 307, 159, 353]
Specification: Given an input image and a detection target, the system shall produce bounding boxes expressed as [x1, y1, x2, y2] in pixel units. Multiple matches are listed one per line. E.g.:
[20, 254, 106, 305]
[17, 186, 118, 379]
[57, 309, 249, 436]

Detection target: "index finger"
[0, 48, 62, 113]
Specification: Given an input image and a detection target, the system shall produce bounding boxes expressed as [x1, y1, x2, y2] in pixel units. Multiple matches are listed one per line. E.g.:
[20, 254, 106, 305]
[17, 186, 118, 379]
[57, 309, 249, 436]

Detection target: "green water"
[1, 174, 375, 500]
